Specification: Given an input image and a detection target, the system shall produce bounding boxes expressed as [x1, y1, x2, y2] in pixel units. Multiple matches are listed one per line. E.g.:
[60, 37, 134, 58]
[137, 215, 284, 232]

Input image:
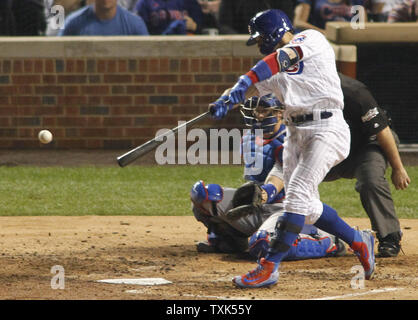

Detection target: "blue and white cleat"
[350, 230, 376, 280]
[232, 258, 279, 288]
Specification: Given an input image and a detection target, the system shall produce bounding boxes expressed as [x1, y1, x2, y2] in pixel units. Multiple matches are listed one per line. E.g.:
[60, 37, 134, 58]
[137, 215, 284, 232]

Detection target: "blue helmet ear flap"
[190, 181, 223, 204]
[190, 180, 208, 204]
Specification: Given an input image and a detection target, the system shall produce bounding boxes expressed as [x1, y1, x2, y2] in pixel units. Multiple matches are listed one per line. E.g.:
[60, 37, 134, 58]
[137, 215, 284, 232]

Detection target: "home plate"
[97, 278, 172, 286]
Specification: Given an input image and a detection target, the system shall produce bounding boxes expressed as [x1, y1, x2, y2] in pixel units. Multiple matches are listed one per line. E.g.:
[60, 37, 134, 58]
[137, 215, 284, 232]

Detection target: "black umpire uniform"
[324, 73, 403, 257]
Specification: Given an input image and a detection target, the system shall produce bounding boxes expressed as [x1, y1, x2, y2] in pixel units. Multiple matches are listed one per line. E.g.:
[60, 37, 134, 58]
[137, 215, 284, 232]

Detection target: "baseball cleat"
[232, 258, 279, 288]
[196, 240, 218, 253]
[350, 230, 376, 280]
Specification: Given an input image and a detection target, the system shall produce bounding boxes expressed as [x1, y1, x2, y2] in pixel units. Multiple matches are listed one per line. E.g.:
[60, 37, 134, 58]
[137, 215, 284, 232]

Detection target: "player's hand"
[391, 167, 411, 190]
[228, 75, 253, 105]
[209, 95, 231, 120]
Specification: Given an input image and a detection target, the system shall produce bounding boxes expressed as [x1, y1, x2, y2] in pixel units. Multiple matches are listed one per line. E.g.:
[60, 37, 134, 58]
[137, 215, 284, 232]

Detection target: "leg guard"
[248, 230, 271, 260]
[266, 213, 305, 264]
[283, 234, 338, 261]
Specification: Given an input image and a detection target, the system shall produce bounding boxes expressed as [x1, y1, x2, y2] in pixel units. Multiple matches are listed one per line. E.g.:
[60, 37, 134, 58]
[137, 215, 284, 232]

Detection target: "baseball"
[38, 130, 53, 144]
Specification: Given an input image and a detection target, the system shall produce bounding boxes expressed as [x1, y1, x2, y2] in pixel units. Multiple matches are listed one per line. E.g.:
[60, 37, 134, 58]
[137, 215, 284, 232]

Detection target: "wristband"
[261, 183, 278, 204]
[246, 52, 280, 84]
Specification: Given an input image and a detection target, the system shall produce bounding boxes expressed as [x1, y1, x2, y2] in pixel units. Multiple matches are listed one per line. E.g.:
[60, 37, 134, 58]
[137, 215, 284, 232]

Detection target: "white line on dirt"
[310, 287, 404, 300]
[130, 266, 158, 272]
[98, 278, 172, 285]
[124, 290, 251, 300]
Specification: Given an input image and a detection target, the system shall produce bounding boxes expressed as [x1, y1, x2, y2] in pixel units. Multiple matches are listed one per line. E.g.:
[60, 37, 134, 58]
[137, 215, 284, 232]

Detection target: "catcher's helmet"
[190, 180, 223, 204]
[240, 96, 283, 134]
[247, 9, 294, 55]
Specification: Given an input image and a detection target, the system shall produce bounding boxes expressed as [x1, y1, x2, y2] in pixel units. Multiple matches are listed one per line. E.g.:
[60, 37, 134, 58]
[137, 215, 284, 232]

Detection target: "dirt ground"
[0, 216, 417, 300]
[0, 150, 417, 301]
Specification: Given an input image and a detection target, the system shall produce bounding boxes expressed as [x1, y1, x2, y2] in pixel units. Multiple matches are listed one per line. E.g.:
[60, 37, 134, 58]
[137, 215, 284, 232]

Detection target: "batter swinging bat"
[117, 110, 211, 167]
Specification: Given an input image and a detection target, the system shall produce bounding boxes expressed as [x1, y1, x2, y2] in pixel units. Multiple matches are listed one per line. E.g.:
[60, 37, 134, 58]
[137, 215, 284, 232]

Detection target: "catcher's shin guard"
[267, 213, 305, 263]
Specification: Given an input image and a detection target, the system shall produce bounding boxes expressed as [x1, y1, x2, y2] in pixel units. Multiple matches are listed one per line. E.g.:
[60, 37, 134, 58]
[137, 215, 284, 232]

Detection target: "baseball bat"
[117, 110, 212, 167]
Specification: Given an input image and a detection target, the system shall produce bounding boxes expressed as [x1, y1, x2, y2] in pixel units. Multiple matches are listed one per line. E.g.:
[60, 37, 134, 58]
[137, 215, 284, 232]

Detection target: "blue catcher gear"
[246, 9, 294, 55]
[249, 228, 341, 261]
[284, 235, 338, 260]
[190, 180, 223, 204]
[241, 132, 284, 183]
[248, 230, 271, 260]
[240, 96, 284, 135]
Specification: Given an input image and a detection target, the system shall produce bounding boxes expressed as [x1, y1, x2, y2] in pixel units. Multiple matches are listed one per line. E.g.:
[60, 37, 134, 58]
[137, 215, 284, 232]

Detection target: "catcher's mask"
[240, 96, 283, 134]
[247, 9, 294, 55]
[190, 180, 223, 204]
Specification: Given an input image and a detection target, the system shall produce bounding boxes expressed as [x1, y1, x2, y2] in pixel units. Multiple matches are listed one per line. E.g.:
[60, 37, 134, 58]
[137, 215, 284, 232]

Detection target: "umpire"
[324, 73, 411, 257]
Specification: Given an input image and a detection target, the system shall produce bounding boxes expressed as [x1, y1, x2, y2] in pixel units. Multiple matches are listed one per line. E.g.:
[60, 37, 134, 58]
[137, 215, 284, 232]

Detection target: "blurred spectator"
[293, 0, 369, 34]
[118, 0, 137, 12]
[11, 0, 47, 35]
[0, 0, 15, 35]
[197, 0, 221, 33]
[135, 0, 203, 35]
[59, 0, 149, 35]
[388, 0, 418, 21]
[218, 0, 295, 34]
[367, 0, 403, 21]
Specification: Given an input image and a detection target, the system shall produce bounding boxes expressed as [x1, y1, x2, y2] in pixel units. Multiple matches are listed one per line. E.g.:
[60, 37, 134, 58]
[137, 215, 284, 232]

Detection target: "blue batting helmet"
[246, 9, 294, 55]
[240, 95, 283, 134]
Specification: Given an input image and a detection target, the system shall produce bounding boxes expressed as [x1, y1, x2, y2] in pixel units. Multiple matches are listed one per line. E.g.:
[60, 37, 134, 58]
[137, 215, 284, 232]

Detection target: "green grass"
[0, 165, 416, 218]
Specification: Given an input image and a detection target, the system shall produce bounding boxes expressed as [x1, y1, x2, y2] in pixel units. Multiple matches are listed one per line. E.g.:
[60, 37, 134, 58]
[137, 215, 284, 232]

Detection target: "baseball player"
[324, 73, 411, 257]
[191, 96, 346, 261]
[209, 9, 375, 288]
[191, 182, 346, 261]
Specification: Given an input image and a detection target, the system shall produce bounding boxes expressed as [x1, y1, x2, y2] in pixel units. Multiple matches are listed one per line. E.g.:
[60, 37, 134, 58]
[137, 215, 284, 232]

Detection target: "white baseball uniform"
[255, 29, 351, 224]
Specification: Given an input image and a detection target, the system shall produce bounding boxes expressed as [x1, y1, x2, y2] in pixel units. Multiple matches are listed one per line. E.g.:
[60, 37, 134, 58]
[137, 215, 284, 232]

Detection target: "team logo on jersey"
[285, 61, 304, 75]
[291, 34, 306, 44]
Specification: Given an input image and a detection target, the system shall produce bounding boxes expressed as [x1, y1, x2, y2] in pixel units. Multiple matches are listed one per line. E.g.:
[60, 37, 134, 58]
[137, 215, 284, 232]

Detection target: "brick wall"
[0, 36, 355, 150]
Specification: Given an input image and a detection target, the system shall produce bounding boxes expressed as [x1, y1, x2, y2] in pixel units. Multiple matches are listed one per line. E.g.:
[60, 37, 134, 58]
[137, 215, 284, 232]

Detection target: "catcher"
[191, 96, 346, 261]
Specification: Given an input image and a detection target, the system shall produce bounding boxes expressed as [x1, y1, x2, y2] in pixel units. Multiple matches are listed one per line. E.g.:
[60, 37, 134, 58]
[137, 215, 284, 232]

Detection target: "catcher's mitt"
[227, 181, 264, 220]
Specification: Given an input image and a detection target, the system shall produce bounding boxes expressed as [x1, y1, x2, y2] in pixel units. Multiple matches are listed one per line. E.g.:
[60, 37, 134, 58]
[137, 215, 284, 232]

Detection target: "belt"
[290, 111, 333, 124]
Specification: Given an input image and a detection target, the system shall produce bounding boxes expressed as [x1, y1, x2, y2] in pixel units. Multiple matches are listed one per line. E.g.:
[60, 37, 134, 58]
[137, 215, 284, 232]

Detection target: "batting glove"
[209, 95, 231, 120]
[228, 75, 253, 105]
